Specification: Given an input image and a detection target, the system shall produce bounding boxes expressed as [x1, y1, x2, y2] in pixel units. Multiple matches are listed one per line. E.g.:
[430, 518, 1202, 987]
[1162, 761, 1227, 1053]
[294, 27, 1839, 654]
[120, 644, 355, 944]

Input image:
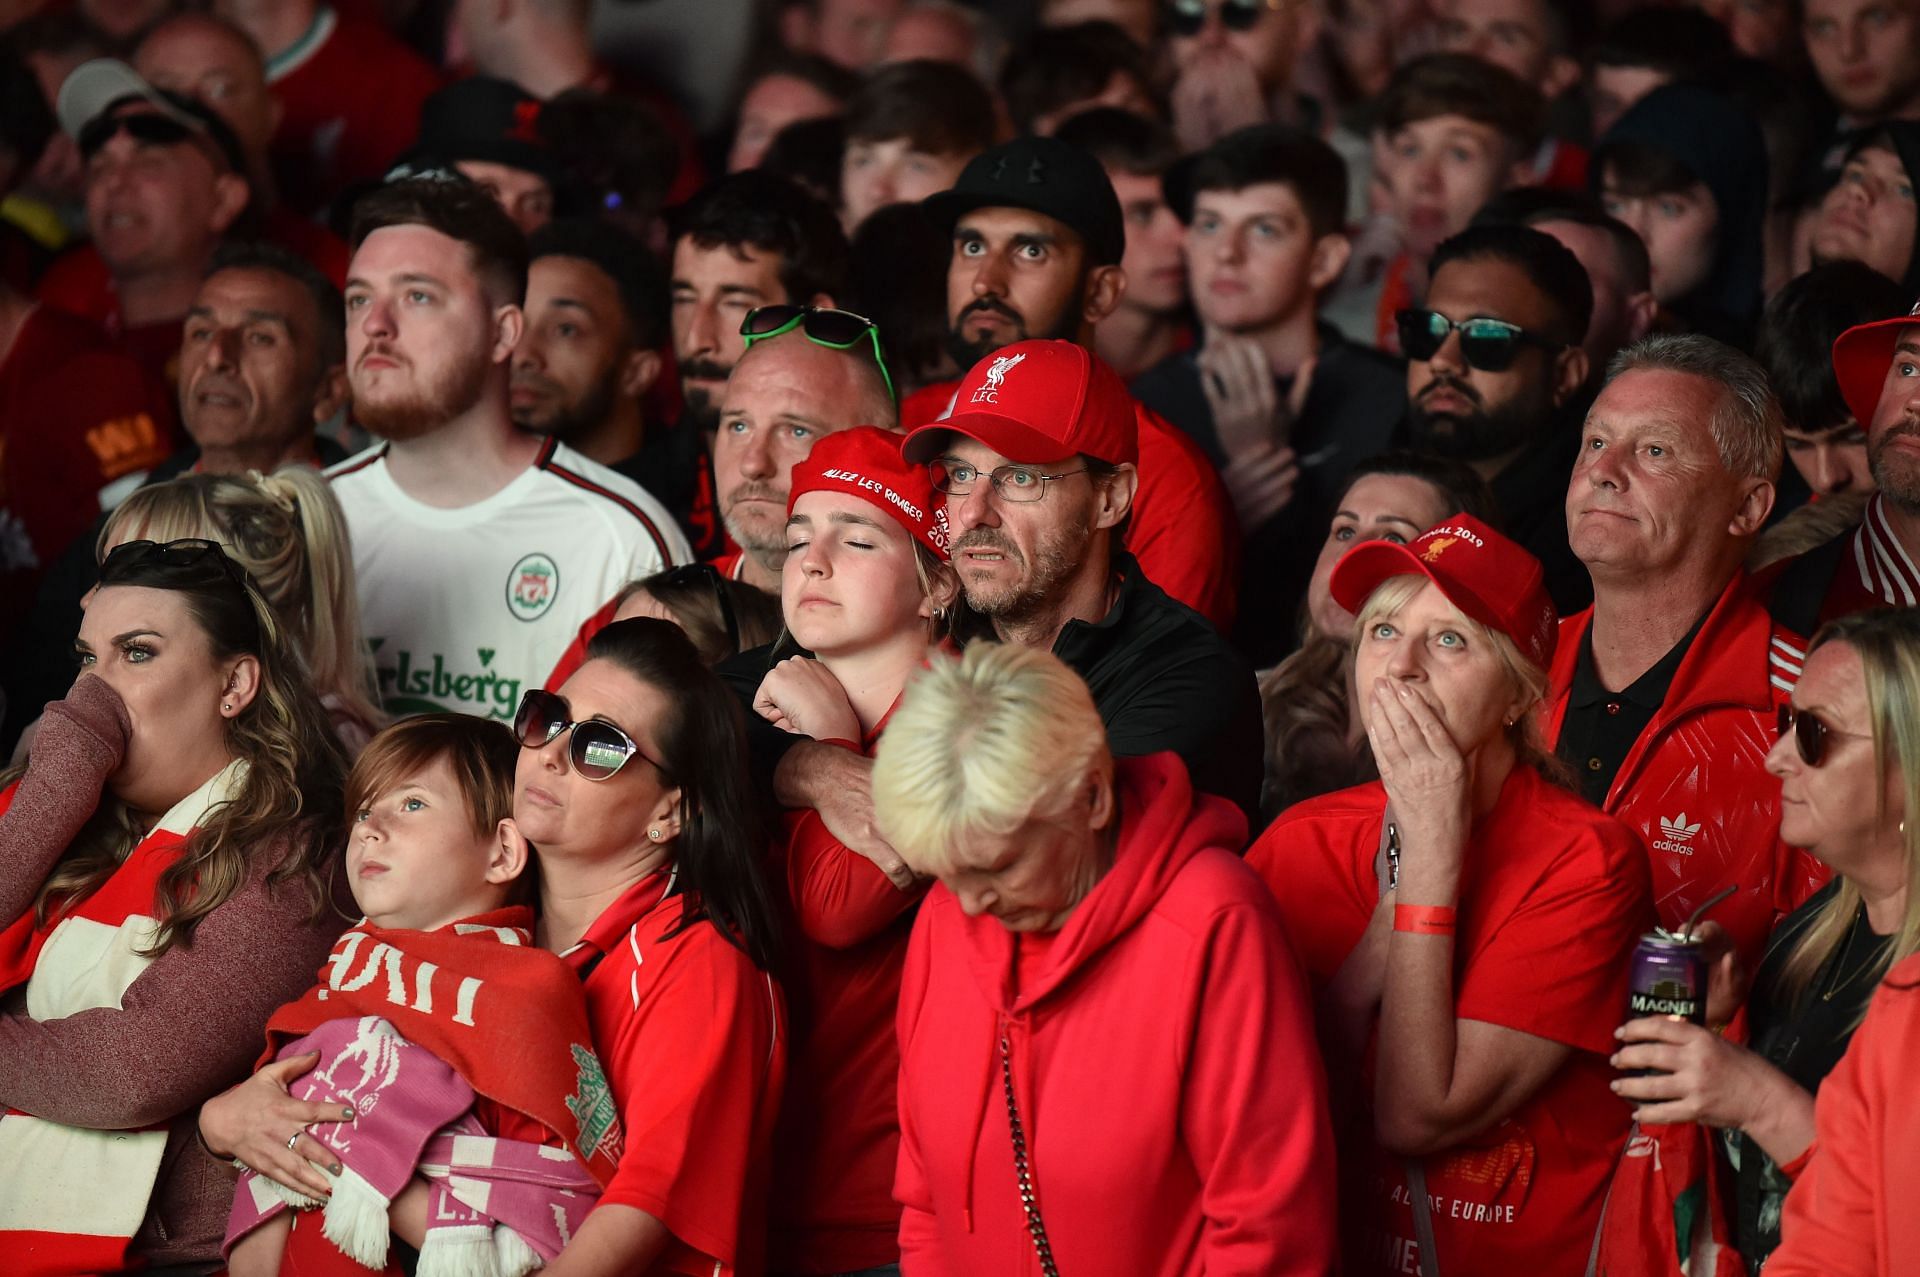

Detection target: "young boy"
[1133, 123, 1404, 665]
[225, 715, 620, 1277]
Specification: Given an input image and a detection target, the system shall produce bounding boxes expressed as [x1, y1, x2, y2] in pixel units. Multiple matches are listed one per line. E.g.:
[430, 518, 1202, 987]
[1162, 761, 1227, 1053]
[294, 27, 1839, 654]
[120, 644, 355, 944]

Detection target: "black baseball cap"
[921, 135, 1126, 267]
[404, 77, 564, 187]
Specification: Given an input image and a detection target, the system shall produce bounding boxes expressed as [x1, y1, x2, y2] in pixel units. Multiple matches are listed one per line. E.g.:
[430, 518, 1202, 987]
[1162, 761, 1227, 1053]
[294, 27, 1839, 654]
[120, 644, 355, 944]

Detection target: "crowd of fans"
[8, 0, 1920, 1273]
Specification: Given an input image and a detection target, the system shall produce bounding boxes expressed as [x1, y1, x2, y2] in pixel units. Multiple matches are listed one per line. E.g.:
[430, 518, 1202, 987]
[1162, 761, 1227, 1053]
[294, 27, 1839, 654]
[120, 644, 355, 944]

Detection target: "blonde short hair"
[872, 643, 1110, 877]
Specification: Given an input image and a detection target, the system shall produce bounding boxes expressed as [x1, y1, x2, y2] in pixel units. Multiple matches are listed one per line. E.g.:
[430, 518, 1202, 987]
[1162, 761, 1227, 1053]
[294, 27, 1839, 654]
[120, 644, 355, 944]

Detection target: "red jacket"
[894, 753, 1335, 1275]
[1768, 953, 1920, 1277]
[900, 379, 1240, 631]
[1546, 572, 1827, 972]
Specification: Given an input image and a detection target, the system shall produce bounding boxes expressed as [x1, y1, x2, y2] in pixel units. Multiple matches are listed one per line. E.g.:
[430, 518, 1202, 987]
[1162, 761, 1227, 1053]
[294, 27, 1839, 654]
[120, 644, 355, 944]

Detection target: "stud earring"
[222, 702, 232, 713]
[648, 828, 662, 842]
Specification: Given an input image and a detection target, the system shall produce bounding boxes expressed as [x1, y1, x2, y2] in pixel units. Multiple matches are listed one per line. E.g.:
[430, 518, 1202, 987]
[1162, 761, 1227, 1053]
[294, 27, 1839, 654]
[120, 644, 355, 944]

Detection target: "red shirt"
[561, 871, 786, 1276]
[1768, 952, 1920, 1277]
[266, 7, 442, 214]
[1249, 765, 1653, 1277]
[900, 378, 1240, 630]
[896, 754, 1335, 1275]
[35, 250, 190, 399]
[769, 723, 920, 1272]
[0, 306, 172, 610]
[1546, 573, 1827, 974]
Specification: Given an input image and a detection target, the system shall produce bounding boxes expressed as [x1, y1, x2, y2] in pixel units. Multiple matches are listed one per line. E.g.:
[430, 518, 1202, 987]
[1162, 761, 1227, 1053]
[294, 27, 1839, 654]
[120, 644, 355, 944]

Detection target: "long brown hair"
[30, 541, 346, 954]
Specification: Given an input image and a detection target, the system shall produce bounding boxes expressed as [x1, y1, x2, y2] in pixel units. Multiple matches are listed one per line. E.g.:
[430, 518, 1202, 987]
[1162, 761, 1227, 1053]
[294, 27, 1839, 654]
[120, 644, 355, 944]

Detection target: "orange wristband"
[1394, 904, 1458, 936]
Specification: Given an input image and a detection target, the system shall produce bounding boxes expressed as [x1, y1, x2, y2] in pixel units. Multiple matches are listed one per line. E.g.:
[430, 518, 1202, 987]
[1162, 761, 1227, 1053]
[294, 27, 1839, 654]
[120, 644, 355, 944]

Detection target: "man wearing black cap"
[39, 58, 251, 395]
[399, 77, 567, 235]
[901, 134, 1240, 631]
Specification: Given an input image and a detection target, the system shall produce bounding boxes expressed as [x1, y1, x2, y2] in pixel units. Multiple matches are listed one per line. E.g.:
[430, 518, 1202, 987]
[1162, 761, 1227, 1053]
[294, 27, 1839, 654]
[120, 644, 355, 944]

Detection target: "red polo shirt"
[561, 870, 786, 1276]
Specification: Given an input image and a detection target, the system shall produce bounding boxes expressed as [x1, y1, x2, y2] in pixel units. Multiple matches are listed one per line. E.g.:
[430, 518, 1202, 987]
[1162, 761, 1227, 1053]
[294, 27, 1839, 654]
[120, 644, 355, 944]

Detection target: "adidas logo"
[1652, 812, 1702, 856]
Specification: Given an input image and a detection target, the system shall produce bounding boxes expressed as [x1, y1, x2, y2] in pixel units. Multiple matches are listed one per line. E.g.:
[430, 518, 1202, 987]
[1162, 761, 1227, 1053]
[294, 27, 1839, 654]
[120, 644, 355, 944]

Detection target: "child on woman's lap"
[225, 715, 620, 1277]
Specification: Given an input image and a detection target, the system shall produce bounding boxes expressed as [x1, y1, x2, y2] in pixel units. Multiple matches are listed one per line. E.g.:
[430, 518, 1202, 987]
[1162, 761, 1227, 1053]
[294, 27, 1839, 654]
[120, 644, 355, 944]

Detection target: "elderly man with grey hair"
[1542, 332, 1828, 1274]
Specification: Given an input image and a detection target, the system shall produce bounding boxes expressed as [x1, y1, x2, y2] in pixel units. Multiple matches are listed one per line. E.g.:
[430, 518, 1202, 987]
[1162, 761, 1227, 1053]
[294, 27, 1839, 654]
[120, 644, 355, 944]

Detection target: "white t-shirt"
[330, 437, 690, 720]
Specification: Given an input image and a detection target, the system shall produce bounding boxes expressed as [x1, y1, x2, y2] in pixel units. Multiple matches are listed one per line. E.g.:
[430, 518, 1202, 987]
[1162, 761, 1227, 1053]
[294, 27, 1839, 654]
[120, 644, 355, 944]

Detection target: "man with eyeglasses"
[902, 134, 1239, 630]
[911, 338, 1261, 821]
[1547, 334, 1827, 1275]
[1402, 224, 1593, 611]
[41, 58, 251, 396]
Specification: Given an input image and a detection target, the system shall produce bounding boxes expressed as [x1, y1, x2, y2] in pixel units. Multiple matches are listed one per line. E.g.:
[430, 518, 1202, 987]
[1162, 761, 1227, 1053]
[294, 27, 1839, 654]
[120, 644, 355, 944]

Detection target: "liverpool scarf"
[0, 761, 247, 1276]
[226, 913, 622, 1273]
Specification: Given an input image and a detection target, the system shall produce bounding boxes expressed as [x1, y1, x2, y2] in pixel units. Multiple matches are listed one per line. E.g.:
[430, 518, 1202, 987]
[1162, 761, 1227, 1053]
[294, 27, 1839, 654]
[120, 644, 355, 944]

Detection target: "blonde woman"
[1248, 513, 1652, 1276]
[1613, 608, 1920, 1272]
[104, 468, 384, 754]
[0, 538, 349, 1272]
[872, 642, 1336, 1275]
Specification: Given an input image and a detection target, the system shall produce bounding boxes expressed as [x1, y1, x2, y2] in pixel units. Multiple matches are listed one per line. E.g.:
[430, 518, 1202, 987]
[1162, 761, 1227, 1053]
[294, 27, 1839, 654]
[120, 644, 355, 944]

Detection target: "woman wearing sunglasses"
[749, 427, 958, 1277]
[1611, 609, 1920, 1273]
[0, 538, 348, 1273]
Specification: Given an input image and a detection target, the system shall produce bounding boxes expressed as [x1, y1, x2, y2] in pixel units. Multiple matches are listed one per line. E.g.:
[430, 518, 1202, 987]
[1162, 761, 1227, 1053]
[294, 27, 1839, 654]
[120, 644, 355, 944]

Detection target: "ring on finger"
[286, 1130, 303, 1152]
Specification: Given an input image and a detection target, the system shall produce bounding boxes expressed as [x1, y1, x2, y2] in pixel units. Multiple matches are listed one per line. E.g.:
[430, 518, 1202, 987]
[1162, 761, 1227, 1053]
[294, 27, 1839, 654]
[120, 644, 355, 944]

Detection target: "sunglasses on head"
[655, 562, 739, 654]
[740, 305, 896, 402]
[514, 688, 664, 782]
[99, 537, 253, 591]
[1396, 309, 1563, 373]
[1166, 0, 1273, 36]
[1777, 702, 1871, 767]
[78, 110, 198, 162]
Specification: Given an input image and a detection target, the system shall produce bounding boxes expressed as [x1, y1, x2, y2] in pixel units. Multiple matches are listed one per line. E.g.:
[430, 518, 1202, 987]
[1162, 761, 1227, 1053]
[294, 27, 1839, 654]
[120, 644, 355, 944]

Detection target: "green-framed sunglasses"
[739, 304, 895, 402]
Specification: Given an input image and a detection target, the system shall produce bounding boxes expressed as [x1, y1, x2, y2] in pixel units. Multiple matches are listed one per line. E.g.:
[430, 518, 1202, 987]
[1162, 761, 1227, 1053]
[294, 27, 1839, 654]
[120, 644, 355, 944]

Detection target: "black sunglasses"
[1166, 0, 1272, 36]
[514, 688, 664, 782]
[99, 537, 253, 591]
[655, 562, 739, 654]
[1777, 703, 1871, 768]
[1396, 308, 1564, 373]
[78, 110, 197, 162]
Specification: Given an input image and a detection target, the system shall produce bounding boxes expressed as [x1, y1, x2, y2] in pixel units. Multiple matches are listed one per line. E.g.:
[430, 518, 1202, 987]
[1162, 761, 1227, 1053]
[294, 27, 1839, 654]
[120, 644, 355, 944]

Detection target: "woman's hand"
[1690, 920, 1749, 1030]
[33, 673, 132, 782]
[753, 657, 861, 745]
[197, 1053, 351, 1198]
[1365, 679, 1470, 888]
[1610, 1017, 1790, 1130]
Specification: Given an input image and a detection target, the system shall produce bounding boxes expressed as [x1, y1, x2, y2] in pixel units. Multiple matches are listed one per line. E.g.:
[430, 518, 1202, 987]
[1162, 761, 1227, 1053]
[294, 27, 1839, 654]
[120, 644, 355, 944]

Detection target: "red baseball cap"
[1832, 299, 1920, 431]
[787, 426, 950, 559]
[1330, 513, 1558, 668]
[902, 339, 1139, 467]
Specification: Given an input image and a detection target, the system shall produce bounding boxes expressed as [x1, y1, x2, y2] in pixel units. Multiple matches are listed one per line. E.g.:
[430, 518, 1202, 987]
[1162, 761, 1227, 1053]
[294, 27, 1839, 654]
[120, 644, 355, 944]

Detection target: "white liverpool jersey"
[330, 437, 690, 719]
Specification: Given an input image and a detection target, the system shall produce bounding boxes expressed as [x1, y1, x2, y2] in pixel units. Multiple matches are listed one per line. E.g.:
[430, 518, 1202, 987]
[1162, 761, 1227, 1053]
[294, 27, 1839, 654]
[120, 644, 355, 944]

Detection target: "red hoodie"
[1769, 952, 1920, 1277]
[893, 753, 1336, 1275]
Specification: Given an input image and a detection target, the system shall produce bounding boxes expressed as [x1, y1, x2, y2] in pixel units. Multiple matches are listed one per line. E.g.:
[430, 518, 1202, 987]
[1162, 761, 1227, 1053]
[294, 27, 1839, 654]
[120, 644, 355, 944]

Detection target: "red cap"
[1330, 513, 1558, 668]
[787, 426, 950, 559]
[902, 339, 1139, 466]
[1832, 299, 1920, 430]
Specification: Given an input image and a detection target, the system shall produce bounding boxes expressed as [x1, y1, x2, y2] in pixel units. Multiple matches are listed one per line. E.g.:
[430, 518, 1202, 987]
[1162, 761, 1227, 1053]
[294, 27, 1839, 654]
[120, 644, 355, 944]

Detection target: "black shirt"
[719, 552, 1265, 827]
[1555, 614, 1704, 806]
[1731, 881, 1891, 1271]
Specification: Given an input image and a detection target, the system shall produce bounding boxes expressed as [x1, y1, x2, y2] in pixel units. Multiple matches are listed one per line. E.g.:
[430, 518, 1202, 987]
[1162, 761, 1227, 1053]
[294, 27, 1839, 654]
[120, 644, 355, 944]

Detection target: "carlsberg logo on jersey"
[373, 640, 523, 720]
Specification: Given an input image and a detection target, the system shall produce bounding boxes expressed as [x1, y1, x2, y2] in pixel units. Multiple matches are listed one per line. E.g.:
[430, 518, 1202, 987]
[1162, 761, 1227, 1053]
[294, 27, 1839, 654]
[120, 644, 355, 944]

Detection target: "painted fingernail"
[341, 1107, 354, 1120]
[331, 1163, 343, 1174]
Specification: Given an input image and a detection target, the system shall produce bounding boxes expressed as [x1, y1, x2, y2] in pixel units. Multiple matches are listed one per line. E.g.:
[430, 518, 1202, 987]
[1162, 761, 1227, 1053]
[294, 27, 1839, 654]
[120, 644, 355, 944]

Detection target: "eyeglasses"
[514, 688, 664, 782]
[932, 460, 1089, 503]
[655, 562, 739, 654]
[78, 110, 197, 162]
[1166, 0, 1275, 37]
[1777, 703, 1872, 767]
[99, 537, 252, 592]
[740, 305, 895, 403]
[1395, 309, 1564, 373]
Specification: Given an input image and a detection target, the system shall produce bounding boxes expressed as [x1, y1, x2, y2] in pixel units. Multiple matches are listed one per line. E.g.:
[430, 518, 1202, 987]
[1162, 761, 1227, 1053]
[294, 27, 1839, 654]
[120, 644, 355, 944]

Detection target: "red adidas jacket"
[1768, 952, 1920, 1277]
[893, 753, 1335, 1275]
[1546, 572, 1828, 972]
[900, 380, 1240, 631]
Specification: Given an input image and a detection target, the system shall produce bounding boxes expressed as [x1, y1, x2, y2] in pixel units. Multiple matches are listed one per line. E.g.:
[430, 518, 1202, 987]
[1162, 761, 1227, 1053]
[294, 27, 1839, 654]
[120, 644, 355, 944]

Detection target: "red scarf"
[262, 909, 623, 1185]
[0, 764, 243, 1276]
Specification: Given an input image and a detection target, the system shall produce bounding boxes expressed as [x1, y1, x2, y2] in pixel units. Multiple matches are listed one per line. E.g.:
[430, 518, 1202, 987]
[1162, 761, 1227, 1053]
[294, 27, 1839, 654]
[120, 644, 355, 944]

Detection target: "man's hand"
[773, 741, 916, 889]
